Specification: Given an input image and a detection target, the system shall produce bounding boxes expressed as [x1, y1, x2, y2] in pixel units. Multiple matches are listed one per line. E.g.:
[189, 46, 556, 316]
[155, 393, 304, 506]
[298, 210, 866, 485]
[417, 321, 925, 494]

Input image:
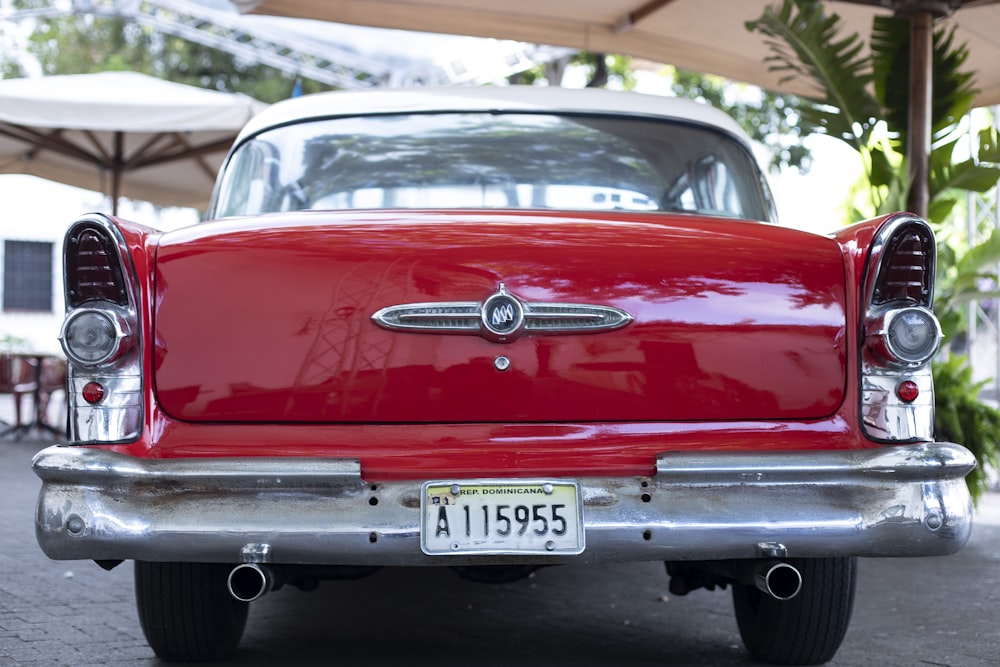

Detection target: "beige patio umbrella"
[229, 1, 1000, 104]
[0, 71, 266, 214]
[231, 0, 1000, 218]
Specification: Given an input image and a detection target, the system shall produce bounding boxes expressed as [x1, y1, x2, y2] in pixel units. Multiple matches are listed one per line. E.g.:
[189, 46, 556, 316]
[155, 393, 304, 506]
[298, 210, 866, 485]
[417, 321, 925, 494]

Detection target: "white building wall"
[0, 175, 198, 355]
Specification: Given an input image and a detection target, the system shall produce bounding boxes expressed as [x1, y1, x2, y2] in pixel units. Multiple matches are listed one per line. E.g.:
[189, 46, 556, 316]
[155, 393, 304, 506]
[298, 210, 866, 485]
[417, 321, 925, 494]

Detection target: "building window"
[3, 240, 53, 313]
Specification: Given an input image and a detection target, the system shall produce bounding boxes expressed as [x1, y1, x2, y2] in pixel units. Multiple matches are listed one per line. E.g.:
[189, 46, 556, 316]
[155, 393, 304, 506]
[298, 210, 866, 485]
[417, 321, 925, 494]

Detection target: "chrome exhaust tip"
[754, 561, 802, 601]
[227, 563, 273, 602]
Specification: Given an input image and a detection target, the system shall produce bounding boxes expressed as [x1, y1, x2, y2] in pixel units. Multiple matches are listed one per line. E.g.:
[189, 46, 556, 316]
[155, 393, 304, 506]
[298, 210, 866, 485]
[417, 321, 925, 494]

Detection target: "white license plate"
[420, 480, 584, 556]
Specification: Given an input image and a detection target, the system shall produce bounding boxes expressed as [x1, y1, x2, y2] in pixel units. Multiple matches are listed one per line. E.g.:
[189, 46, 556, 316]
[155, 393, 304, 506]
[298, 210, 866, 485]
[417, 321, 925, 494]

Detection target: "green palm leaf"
[871, 16, 977, 154]
[933, 354, 1000, 504]
[746, 0, 881, 152]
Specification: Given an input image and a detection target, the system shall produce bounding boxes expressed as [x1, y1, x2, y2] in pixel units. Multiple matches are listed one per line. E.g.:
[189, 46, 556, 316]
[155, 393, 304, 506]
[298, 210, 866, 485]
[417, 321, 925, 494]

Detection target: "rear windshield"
[211, 112, 775, 221]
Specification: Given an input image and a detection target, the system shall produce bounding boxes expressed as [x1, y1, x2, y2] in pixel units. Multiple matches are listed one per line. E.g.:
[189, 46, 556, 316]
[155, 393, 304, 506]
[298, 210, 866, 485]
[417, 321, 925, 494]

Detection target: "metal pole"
[906, 9, 933, 219]
[112, 131, 123, 217]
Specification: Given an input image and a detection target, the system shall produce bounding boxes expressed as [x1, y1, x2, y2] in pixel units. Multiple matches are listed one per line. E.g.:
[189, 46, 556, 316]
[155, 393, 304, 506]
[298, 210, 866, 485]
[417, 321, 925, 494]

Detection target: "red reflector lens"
[896, 380, 919, 403]
[82, 381, 106, 404]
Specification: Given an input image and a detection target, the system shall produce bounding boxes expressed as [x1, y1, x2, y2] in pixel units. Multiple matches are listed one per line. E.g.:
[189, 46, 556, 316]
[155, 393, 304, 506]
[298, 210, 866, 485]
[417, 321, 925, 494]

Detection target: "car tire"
[134, 561, 249, 662]
[732, 556, 856, 665]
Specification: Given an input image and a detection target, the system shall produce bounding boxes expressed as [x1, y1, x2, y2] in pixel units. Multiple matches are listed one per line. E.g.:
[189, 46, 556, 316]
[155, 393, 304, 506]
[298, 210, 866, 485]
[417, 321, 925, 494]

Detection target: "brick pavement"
[2, 417, 999, 666]
[0, 435, 153, 665]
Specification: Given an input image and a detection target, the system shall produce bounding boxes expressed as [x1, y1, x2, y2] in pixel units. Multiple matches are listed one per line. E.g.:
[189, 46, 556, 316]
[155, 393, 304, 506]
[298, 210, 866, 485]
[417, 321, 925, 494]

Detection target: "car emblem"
[371, 282, 632, 343]
[481, 284, 525, 339]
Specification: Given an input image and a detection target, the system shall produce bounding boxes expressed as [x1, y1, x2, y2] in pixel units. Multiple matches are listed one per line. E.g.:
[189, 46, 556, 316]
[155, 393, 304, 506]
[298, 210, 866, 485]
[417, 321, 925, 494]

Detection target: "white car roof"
[235, 86, 753, 149]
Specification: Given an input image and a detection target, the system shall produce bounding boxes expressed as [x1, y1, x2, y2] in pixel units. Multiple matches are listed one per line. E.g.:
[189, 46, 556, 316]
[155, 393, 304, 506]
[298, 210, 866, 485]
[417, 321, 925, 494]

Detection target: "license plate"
[420, 480, 584, 556]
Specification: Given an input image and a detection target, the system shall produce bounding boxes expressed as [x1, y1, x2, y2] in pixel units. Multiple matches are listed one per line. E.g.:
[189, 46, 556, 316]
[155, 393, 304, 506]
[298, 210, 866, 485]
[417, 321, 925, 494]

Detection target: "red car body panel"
[84, 210, 879, 482]
[116, 414, 856, 480]
[151, 210, 847, 425]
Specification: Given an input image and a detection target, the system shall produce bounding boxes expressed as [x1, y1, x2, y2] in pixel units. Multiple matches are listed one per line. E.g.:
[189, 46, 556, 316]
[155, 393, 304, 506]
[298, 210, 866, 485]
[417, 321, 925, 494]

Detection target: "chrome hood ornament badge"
[372, 282, 633, 343]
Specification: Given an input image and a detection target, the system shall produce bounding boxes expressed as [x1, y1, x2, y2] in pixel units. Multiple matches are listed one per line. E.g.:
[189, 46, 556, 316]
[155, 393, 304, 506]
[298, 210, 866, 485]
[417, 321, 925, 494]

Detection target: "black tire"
[732, 557, 856, 665]
[134, 561, 249, 662]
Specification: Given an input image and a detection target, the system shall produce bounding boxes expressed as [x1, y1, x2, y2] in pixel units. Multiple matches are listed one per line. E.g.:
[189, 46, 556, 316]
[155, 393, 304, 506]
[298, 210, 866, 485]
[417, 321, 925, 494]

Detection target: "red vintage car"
[33, 86, 974, 665]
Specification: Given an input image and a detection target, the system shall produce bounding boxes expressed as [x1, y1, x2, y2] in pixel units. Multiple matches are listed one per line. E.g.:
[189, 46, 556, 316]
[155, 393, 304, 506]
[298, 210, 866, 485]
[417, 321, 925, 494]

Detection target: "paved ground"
[1, 427, 998, 666]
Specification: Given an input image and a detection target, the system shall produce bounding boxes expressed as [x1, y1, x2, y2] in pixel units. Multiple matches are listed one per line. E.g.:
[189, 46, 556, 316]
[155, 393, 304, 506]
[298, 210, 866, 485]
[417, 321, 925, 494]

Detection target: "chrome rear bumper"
[33, 442, 975, 565]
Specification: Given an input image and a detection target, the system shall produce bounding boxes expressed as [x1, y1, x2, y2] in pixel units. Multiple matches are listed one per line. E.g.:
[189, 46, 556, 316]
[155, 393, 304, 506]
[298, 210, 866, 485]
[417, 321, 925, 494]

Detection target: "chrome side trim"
[33, 447, 362, 486]
[34, 443, 974, 565]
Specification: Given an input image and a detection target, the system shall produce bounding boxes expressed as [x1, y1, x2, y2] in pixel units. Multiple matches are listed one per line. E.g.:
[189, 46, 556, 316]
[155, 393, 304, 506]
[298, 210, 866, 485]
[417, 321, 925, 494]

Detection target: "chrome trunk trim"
[371, 282, 632, 343]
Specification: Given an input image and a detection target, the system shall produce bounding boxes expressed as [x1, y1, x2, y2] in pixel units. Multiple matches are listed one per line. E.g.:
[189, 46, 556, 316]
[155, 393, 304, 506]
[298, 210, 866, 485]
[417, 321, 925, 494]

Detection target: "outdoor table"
[0, 353, 64, 440]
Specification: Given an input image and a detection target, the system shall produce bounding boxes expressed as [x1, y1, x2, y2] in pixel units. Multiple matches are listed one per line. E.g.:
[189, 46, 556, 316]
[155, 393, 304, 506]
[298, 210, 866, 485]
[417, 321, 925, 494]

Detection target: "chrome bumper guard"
[33, 442, 975, 565]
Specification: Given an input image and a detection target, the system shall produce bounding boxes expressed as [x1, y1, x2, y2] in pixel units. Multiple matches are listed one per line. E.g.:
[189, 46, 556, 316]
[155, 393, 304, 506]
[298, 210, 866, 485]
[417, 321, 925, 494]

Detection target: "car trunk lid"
[153, 210, 847, 423]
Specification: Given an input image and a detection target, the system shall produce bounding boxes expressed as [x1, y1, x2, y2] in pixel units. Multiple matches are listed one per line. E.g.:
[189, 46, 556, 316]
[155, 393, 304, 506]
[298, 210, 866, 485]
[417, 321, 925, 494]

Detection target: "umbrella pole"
[112, 131, 123, 217]
[906, 7, 934, 220]
[111, 172, 121, 216]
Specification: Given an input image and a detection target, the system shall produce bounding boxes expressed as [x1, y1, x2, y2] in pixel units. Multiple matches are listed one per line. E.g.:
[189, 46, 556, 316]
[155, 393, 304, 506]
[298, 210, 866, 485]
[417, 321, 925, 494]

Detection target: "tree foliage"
[748, 0, 882, 153]
[670, 68, 817, 173]
[0, 4, 333, 102]
[508, 52, 637, 90]
[933, 355, 1000, 503]
[511, 52, 815, 173]
[747, 0, 1000, 221]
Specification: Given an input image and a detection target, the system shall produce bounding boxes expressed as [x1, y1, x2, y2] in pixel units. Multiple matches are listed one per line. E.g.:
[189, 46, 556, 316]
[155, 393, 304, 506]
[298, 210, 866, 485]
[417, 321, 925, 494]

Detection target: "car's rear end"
[33, 87, 974, 665]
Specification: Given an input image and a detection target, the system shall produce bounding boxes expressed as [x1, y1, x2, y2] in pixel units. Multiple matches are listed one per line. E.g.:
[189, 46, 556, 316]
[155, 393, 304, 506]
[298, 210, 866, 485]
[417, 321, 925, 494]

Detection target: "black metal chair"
[0, 354, 38, 436]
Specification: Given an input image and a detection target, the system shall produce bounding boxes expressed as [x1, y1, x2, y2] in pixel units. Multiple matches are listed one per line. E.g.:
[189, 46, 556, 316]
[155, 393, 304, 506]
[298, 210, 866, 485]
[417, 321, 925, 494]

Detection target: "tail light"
[869, 224, 934, 306]
[860, 216, 941, 442]
[59, 215, 142, 443]
[65, 225, 130, 307]
[865, 306, 941, 367]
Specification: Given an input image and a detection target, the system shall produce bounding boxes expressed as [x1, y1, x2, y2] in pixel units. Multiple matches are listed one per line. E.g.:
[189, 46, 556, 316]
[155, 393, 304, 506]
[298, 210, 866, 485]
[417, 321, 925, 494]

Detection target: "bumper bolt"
[66, 515, 85, 536]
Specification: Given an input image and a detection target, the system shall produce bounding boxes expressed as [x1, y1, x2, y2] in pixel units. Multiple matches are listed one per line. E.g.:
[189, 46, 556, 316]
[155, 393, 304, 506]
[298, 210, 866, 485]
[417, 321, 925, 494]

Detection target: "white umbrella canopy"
[0, 71, 266, 213]
[231, 0, 1000, 106]
[231, 0, 1000, 216]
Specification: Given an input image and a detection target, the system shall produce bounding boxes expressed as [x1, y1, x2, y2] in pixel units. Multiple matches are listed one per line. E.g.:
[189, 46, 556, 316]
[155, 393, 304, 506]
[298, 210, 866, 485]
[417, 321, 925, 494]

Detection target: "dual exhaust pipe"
[227, 563, 275, 602]
[228, 560, 803, 603]
[753, 560, 802, 601]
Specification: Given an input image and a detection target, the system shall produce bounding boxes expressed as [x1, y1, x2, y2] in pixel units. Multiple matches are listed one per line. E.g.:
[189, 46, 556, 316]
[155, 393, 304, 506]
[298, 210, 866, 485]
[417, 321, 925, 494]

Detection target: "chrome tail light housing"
[860, 216, 941, 442]
[59, 215, 142, 443]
